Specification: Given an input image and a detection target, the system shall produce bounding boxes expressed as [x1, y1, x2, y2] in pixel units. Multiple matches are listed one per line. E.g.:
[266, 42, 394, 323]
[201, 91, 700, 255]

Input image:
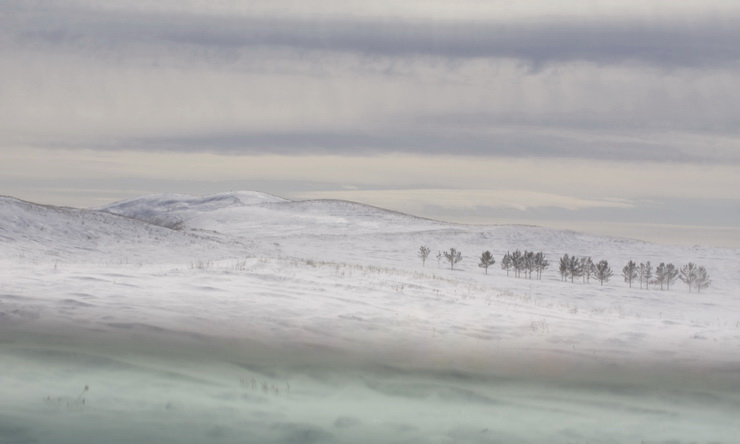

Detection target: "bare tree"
[695, 266, 711, 293]
[664, 263, 679, 290]
[534, 252, 549, 280]
[622, 260, 637, 288]
[418, 245, 431, 267]
[642, 261, 653, 290]
[580, 257, 595, 283]
[559, 254, 569, 281]
[443, 248, 463, 270]
[654, 262, 677, 290]
[679, 263, 698, 292]
[595, 260, 613, 285]
[523, 251, 536, 279]
[637, 263, 644, 289]
[501, 252, 513, 276]
[567, 255, 582, 283]
[478, 251, 496, 274]
[511, 250, 524, 278]
[654, 263, 666, 290]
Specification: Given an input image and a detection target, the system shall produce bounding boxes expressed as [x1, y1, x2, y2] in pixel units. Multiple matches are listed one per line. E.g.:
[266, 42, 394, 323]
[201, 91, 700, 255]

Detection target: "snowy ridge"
[0, 196, 239, 263]
[102, 193, 449, 236]
[100, 191, 287, 229]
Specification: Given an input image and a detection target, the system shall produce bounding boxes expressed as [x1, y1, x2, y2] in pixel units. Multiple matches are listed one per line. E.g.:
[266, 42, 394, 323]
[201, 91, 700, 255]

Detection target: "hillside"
[101, 192, 449, 236]
[99, 192, 739, 292]
[1, 192, 739, 443]
[0, 196, 246, 263]
[99, 191, 287, 229]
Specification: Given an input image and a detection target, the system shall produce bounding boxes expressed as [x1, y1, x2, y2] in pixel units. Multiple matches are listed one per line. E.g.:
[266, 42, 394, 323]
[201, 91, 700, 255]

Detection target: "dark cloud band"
[91, 129, 715, 164]
[6, 3, 740, 69]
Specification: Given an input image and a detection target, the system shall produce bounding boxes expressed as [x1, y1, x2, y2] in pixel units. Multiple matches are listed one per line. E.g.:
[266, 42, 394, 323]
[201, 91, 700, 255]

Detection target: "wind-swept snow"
[1, 193, 739, 443]
[0, 196, 244, 262]
[102, 193, 448, 236]
[100, 191, 287, 229]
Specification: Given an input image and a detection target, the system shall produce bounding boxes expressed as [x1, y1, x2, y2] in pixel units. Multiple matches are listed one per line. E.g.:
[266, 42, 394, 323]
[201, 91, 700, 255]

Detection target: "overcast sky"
[2, 0, 739, 246]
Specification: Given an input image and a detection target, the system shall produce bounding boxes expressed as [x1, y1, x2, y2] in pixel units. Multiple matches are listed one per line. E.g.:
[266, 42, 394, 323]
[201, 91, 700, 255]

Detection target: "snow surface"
[2, 192, 739, 443]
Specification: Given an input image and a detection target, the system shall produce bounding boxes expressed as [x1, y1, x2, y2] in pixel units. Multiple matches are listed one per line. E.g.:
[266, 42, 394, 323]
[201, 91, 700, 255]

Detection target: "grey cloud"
[422, 198, 740, 228]
[4, 1, 739, 164]
[91, 128, 721, 163]
[412, 112, 740, 137]
[6, 3, 740, 69]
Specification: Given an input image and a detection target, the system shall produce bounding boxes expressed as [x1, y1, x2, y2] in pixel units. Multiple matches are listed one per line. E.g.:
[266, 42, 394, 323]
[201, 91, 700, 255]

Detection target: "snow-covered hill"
[1, 192, 739, 443]
[98, 192, 739, 292]
[101, 192, 448, 236]
[99, 191, 287, 229]
[0, 196, 246, 263]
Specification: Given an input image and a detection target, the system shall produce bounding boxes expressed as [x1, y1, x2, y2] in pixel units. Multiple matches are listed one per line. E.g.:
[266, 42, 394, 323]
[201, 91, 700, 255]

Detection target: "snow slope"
[102, 192, 449, 236]
[0, 196, 247, 263]
[100, 191, 288, 229]
[2, 193, 740, 443]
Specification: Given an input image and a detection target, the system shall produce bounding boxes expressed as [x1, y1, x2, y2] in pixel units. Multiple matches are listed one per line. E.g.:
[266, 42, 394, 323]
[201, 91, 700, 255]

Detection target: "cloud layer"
[11, 5, 740, 68]
[2, 0, 740, 163]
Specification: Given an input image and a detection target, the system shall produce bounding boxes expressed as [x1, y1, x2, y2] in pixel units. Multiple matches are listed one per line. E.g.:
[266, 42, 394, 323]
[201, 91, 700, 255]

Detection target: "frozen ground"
[1, 192, 739, 443]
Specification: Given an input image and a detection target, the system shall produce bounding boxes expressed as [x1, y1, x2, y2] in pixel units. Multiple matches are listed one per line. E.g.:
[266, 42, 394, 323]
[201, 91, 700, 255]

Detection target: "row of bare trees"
[557, 254, 712, 292]
[418, 246, 464, 270]
[622, 261, 711, 293]
[420, 247, 549, 278]
[558, 254, 613, 285]
[501, 250, 549, 279]
[418, 246, 711, 292]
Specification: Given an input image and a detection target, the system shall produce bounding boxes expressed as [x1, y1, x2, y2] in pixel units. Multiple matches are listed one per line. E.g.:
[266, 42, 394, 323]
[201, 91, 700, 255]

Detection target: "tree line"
[621, 260, 711, 293]
[418, 246, 711, 293]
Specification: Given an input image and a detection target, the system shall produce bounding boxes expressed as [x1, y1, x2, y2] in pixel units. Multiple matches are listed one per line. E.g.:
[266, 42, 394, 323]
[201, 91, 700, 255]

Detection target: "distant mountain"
[99, 191, 288, 229]
[101, 192, 449, 236]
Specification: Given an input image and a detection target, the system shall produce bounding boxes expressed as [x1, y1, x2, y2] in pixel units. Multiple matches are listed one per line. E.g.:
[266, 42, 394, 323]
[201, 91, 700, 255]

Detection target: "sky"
[1, 0, 739, 247]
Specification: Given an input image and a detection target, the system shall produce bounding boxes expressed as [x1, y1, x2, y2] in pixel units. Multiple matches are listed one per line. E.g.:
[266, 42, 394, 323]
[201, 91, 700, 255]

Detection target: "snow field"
[1, 192, 740, 442]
